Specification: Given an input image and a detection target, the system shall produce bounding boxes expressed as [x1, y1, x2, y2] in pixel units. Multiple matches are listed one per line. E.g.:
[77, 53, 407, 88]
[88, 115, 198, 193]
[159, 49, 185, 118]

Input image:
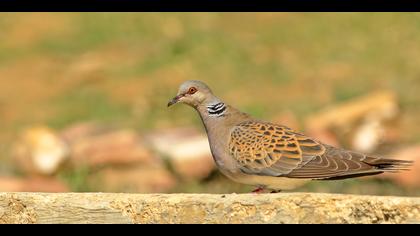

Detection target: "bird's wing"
[228, 121, 325, 176]
[228, 121, 412, 179]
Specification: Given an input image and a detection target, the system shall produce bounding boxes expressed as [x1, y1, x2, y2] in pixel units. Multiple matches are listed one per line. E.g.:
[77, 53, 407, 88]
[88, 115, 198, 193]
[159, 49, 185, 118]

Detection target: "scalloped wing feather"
[228, 121, 325, 176]
[228, 121, 412, 180]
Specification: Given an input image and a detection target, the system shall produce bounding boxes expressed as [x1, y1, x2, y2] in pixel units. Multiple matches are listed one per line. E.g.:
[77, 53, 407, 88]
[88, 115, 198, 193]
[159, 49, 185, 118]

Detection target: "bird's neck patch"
[207, 102, 226, 117]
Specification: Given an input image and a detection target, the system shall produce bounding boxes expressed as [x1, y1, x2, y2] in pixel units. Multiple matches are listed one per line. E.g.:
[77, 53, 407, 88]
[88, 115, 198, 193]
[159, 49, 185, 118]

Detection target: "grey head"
[167, 80, 220, 108]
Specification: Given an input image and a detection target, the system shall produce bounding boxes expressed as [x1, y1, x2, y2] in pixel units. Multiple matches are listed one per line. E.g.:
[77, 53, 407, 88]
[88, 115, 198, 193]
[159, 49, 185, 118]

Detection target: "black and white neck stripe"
[207, 102, 226, 117]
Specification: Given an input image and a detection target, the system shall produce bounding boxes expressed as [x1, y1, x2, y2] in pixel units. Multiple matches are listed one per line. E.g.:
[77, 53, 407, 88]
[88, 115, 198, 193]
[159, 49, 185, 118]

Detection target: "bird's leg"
[251, 187, 265, 194]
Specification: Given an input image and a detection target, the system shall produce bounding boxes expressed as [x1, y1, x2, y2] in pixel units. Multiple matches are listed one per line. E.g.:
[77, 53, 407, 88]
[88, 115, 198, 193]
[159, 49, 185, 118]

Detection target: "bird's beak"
[167, 94, 183, 107]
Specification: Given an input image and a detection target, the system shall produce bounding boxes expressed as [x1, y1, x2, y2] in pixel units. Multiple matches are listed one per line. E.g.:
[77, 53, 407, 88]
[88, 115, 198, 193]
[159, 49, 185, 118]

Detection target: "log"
[0, 192, 419, 224]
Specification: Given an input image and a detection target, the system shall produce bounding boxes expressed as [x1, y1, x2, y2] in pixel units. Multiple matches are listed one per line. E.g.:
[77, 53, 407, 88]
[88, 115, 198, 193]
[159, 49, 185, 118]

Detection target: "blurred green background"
[0, 13, 419, 196]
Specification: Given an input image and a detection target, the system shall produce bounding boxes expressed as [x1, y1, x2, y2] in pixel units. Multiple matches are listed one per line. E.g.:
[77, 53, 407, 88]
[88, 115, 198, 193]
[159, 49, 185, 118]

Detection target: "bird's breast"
[208, 139, 239, 172]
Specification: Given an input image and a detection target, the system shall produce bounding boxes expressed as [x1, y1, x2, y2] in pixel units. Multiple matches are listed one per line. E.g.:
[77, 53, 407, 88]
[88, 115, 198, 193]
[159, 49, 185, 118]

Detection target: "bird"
[167, 80, 413, 193]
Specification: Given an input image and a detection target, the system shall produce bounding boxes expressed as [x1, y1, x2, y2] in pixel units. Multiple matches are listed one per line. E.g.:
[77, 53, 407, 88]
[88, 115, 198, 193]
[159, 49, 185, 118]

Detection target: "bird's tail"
[318, 157, 414, 181]
[367, 158, 414, 172]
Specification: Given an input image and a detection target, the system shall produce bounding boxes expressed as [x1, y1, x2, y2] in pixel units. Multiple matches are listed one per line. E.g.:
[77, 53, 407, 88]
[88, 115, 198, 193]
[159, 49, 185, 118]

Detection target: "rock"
[12, 126, 69, 176]
[305, 90, 400, 152]
[88, 164, 177, 193]
[0, 176, 69, 192]
[351, 118, 385, 153]
[69, 129, 158, 168]
[63, 127, 174, 192]
[305, 90, 399, 130]
[145, 127, 215, 180]
[59, 122, 106, 145]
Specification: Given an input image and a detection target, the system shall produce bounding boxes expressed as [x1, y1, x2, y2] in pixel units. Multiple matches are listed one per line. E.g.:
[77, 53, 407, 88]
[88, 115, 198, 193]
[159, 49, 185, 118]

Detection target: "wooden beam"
[0, 192, 419, 224]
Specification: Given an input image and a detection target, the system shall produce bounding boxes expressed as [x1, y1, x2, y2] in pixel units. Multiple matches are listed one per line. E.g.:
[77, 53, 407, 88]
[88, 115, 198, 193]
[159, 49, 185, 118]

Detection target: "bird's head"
[167, 80, 215, 108]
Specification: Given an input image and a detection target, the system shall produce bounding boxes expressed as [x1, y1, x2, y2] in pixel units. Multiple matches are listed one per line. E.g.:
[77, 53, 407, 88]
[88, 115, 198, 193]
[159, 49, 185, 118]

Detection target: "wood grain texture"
[0, 192, 419, 224]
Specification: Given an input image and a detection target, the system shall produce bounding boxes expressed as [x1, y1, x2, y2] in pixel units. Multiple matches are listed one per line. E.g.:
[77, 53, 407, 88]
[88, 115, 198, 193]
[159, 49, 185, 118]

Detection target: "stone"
[145, 127, 215, 180]
[59, 122, 106, 145]
[0, 176, 69, 192]
[59, 126, 175, 193]
[305, 90, 400, 152]
[69, 129, 158, 168]
[87, 164, 177, 193]
[11, 126, 69, 176]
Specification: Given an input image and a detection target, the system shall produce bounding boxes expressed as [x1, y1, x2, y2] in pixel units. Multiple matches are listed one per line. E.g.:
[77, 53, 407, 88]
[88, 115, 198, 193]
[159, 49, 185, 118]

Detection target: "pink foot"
[251, 187, 265, 194]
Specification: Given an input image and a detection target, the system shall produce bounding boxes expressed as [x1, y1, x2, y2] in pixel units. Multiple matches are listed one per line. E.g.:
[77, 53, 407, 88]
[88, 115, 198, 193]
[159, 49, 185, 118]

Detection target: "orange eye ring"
[188, 87, 197, 94]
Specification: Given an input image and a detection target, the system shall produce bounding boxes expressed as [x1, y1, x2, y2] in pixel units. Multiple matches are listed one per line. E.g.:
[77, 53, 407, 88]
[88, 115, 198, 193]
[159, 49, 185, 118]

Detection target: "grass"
[0, 13, 419, 195]
[48, 86, 131, 129]
[58, 166, 92, 192]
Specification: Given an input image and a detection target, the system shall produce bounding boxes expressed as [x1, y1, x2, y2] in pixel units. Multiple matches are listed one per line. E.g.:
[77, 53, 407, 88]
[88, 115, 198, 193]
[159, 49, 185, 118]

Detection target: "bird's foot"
[270, 190, 282, 193]
[251, 187, 265, 194]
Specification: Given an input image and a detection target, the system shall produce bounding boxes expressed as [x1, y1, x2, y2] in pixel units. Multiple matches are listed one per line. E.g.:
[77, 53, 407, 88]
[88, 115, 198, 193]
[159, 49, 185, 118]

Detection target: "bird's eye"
[188, 87, 197, 94]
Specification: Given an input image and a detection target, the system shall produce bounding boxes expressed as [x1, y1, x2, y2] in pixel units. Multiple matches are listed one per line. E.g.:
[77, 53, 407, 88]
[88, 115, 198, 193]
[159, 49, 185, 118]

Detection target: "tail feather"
[317, 158, 413, 181]
[321, 158, 414, 180]
[367, 159, 414, 172]
[286, 143, 414, 180]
